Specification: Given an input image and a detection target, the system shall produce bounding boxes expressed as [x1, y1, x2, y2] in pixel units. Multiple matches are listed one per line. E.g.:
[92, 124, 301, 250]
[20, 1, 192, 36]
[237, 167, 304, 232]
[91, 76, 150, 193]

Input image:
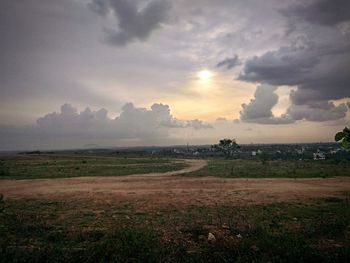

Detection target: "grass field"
[1, 155, 349, 262]
[0, 155, 187, 179]
[2, 155, 350, 180]
[186, 158, 350, 178]
[0, 194, 349, 262]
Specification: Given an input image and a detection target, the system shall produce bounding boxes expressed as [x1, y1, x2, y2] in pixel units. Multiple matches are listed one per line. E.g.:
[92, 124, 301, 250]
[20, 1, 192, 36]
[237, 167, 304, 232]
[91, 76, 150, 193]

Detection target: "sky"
[0, 0, 350, 150]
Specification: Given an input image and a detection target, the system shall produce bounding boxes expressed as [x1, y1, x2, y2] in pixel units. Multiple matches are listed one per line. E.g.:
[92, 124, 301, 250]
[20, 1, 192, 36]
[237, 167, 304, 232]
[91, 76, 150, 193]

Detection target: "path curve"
[128, 159, 208, 177]
[0, 159, 207, 197]
[0, 159, 349, 207]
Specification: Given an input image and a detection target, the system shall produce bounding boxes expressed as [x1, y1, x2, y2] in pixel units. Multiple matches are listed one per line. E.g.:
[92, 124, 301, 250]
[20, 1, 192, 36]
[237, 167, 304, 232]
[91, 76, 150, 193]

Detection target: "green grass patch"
[185, 158, 350, 178]
[0, 155, 187, 179]
[0, 194, 349, 262]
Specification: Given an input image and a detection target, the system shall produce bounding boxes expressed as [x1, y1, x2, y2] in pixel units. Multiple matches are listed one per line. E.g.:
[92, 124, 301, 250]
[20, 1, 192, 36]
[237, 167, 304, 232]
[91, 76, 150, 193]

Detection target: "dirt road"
[1, 159, 349, 206]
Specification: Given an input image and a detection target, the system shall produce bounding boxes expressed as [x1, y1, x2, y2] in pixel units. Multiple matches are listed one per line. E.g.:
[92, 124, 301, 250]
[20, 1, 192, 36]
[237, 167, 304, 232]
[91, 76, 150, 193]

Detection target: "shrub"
[89, 227, 168, 262]
[0, 194, 4, 213]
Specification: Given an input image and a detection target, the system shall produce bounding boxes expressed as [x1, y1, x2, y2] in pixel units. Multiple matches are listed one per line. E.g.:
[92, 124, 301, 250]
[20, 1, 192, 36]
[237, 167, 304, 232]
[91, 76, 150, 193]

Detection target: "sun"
[197, 70, 213, 80]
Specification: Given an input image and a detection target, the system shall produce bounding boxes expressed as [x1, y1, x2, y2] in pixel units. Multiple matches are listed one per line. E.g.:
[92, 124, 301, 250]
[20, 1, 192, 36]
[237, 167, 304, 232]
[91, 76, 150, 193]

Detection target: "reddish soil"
[1, 159, 349, 207]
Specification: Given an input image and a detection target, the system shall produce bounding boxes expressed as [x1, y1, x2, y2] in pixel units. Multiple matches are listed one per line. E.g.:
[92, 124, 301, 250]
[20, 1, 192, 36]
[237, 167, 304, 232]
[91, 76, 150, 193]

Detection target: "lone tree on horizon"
[215, 138, 239, 158]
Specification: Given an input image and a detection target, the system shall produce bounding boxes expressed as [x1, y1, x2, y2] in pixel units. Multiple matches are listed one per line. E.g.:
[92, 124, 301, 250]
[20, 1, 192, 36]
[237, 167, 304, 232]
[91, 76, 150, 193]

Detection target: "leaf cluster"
[335, 127, 350, 148]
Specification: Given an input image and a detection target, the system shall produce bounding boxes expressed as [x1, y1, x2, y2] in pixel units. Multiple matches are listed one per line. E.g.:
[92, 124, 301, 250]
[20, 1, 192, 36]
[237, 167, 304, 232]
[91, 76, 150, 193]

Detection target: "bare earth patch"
[1, 159, 349, 208]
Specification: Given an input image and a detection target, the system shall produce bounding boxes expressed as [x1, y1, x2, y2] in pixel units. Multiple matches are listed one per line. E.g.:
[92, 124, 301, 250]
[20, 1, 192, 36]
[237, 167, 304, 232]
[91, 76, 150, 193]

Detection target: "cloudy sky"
[1, 0, 349, 150]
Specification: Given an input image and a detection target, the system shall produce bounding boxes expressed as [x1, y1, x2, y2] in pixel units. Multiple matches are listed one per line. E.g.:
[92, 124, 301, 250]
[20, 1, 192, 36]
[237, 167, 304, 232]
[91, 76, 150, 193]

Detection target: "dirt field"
[1, 159, 349, 208]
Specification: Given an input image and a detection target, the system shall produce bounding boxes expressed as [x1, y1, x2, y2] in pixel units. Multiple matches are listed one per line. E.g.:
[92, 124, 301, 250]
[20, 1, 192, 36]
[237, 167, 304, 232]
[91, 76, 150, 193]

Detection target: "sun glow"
[197, 70, 213, 80]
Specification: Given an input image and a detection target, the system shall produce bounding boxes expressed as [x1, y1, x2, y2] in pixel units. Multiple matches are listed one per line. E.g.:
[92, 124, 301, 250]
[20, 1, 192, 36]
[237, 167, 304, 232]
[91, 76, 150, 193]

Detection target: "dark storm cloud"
[238, 47, 320, 87]
[216, 55, 242, 70]
[236, 0, 350, 125]
[287, 102, 348, 122]
[281, 0, 350, 26]
[240, 44, 350, 102]
[238, 43, 350, 122]
[240, 85, 294, 125]
[88, 0, 110, 16]
[90, 0, 170, 46]
[239, 84, 349, 124]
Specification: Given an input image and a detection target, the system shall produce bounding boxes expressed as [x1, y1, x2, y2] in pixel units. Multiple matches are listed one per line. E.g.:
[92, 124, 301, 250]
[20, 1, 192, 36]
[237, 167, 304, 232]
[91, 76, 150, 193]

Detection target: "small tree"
[257, 150, 269, 165]
[335, 127, 350, 148]
[215, 139, 239, 158]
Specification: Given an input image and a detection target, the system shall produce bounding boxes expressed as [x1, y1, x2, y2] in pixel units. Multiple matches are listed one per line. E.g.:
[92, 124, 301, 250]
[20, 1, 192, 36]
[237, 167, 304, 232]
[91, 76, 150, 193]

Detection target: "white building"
[313, 152, 325, 160]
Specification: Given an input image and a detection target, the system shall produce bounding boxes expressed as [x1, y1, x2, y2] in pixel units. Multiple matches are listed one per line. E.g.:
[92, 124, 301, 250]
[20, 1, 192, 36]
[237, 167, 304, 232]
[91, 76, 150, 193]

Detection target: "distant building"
[173, 149, 181, 154]
[295, 146, 305, 155]
[330, 149, 342, 154]
[313, 151, 325, 160]
[251, 151, 257, 156]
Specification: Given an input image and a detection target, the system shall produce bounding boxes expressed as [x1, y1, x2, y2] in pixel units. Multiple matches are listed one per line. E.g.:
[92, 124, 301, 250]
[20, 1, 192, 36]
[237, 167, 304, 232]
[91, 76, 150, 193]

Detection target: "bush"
[88, 227, 184, 263]
[0, 194, 4, 213]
